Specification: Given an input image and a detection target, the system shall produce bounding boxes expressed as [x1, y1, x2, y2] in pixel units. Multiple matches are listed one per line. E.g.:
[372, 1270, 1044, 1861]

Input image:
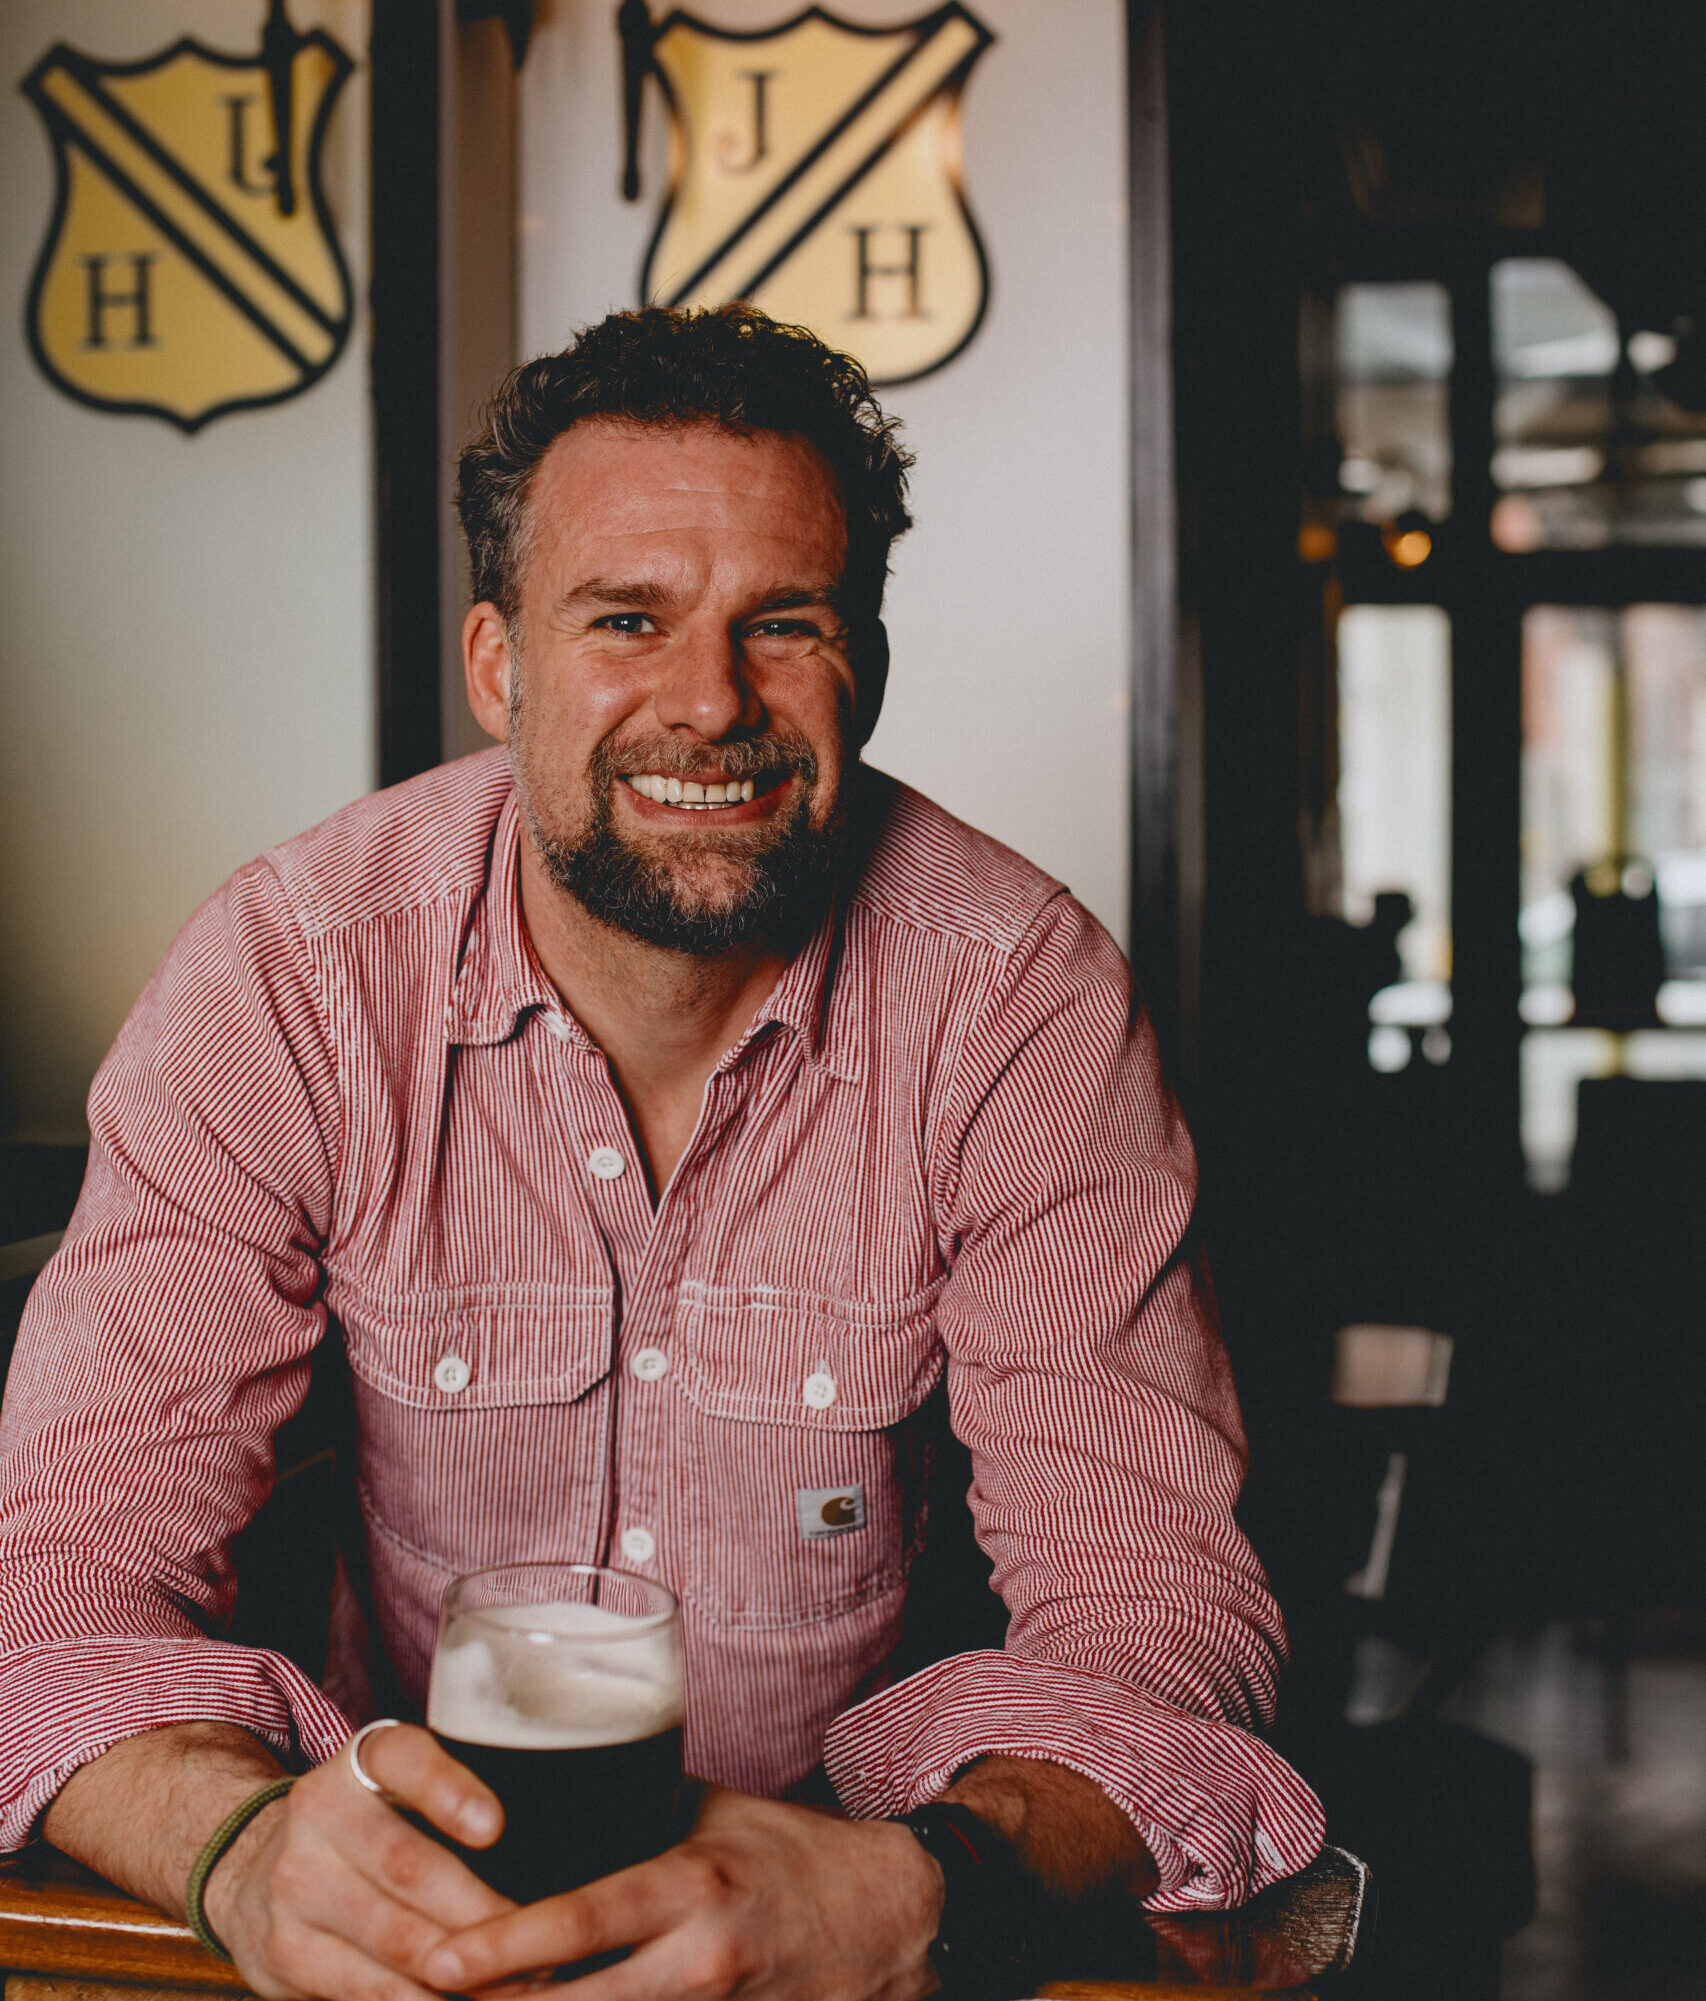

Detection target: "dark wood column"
[370, 0, 443, 787]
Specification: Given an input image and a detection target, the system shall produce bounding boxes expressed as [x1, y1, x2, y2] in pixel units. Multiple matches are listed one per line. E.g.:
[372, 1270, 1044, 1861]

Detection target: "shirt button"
[433, 1353, 471, 1395]
[630, 1346, 670, 1382]
[586, 1146, 626, 1181]
[802, 1370, 837, 1410]
[544, 1014, 575, 1042]
[620, 1526, 656, 1564]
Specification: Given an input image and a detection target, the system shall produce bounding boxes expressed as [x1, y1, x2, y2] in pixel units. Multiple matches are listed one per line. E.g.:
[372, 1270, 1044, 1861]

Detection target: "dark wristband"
[890, 1802, 1034, 1999]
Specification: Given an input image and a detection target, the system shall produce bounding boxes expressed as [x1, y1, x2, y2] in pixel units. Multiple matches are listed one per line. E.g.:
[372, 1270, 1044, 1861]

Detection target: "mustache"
[593, 733, 819, 787]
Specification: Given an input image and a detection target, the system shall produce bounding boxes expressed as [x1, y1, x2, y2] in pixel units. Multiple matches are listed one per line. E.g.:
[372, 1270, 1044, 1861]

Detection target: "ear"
[464, 603, 514, 743]
[852, 619, 889, 749]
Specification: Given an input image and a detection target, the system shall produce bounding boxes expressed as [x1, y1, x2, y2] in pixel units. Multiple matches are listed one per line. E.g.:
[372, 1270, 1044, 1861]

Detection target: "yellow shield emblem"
[633, 3, 995, 386]
[22, 8, 353, 432]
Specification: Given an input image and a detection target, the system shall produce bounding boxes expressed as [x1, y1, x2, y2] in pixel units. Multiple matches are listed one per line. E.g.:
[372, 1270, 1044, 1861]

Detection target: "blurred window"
[1491, 259, 1706, 550]
[1520, 605, 1706, 1183]
[1335, 282, 1453, 524]
[1338, 605, 1453, 1061]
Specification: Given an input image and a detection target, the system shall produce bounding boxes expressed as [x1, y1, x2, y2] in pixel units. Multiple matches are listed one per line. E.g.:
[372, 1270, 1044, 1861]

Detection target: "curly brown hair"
[455, 305, 914, 632]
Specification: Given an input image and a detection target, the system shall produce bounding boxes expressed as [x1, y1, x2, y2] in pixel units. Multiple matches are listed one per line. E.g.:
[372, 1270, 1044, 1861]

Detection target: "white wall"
[0, 0, 376, 1138]
[507, 0, 1132, 943]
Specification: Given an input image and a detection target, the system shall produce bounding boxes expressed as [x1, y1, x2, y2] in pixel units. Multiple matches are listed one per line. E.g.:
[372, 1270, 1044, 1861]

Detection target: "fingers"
[349, 1723, 505, 1851]
[424, 1852, 716, 1993]
[256, 1911, 470, 2001]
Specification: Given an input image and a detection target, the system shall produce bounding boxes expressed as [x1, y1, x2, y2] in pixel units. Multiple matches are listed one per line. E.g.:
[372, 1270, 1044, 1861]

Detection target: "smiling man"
[0, 307, 1322, 2001]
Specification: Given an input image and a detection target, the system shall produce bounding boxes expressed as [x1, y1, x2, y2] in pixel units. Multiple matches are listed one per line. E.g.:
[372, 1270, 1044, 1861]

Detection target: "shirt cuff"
[821, 1649, 1325, 1911]
[0, 1637, 355, 1852]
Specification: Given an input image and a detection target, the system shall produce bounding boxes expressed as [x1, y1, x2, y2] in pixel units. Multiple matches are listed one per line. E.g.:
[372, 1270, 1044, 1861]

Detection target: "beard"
[509, 686, 848, 956]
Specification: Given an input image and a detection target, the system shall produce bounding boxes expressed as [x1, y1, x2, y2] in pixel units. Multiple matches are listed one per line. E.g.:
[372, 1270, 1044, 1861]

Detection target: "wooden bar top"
[0, 1843, 1367, 1999]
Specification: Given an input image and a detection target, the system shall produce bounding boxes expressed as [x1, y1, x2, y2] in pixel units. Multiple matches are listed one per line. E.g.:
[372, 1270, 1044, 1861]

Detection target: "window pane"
[1492, 259, 1706, 549]
[1337, 606, 1452, 1066]
[1335, 282, 1453, 524]
[1520, 606, 1706, 1185]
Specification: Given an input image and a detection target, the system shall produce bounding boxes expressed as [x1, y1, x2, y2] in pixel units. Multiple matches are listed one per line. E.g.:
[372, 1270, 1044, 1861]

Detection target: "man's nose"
[653, 625, 765, 740]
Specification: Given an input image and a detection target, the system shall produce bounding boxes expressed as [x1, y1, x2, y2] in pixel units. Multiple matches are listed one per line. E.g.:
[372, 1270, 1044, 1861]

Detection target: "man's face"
[490, 419, 867, 954]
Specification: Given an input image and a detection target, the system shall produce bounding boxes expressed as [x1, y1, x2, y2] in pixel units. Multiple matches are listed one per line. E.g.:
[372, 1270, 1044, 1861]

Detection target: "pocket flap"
[676, 1287, 943, 1430]
[339, 1287, 614, 1410]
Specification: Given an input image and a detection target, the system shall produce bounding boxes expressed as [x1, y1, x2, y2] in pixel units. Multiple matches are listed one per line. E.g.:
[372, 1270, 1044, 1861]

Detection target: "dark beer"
[427, 1585, 686, 1906]
[432, 1725, 685, 1906]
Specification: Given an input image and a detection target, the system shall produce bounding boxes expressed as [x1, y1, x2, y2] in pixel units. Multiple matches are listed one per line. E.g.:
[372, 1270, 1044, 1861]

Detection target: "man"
[0, 307, 1322, 2001]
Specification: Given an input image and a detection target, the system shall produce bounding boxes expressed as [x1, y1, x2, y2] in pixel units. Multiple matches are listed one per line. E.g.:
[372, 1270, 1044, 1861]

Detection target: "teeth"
[624, 775, 761, 805]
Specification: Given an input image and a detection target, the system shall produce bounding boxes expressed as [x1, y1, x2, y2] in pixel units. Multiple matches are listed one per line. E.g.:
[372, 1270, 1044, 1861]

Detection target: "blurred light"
[1297, 520, 1337, 563]
[1491, 444, 1604, 489]
[1519, 891, 1575, 946]
[1491, 494, 1543, 551]
[1640, 439, 1706, 473]
[1368, 980, 1452, 1026]
[1519, 984, 1574, 1025]
[1421, 1026, 1452, 1064]
[1384, 525, 1432, 568]
[1369, 1024, 1412, 1072]
[1621, 861, 1654, 897]
[1658, 980, 1706, 1025]
[1685, 477, 1706, 515]
[1339, 457, 1383, 494]
[1629, 330, 1679, 373]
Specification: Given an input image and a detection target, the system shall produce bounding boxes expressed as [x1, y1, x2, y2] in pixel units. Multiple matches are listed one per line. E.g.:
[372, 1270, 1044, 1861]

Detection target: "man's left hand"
[422, 1786, 942, 2001]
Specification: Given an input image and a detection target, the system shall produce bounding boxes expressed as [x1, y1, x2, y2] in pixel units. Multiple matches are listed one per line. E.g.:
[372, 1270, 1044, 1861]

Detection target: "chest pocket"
[336, 1286, 616, 1577]
[339, 1286, 614, 1408]
[673, 1288, 943, 1626]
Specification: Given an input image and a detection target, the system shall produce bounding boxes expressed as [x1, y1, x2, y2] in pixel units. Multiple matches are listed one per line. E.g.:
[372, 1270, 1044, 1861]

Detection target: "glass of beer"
[426, 1563, 687, 1905]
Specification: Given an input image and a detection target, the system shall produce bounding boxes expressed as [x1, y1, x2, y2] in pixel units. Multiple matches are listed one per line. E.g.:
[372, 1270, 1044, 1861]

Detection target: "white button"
[630, 1346, 670, 1382]
[433, 1353, 471, 1395]
[620, 1526, 656, 1564]
[586, 1146, 626, 1181]
[802, 1371, 837, 1410]
[545, 1014, 575, 1042]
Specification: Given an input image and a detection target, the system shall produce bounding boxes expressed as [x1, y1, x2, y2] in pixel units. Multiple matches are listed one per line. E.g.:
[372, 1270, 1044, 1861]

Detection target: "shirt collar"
[445, 784, 860, 1079]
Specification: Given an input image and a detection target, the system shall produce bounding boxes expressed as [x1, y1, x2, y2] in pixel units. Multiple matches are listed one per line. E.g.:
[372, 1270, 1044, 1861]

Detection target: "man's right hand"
[45, 1721, 513, 2001]
[206, 1723, 514, 2001]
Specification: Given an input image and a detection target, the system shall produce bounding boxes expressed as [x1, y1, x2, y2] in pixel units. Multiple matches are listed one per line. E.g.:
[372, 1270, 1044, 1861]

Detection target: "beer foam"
[427, 1602, 685, 1749]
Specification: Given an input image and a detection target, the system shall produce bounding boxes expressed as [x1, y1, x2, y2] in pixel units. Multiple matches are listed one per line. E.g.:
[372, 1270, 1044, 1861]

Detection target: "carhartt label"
[796, 1484, 865, 1539]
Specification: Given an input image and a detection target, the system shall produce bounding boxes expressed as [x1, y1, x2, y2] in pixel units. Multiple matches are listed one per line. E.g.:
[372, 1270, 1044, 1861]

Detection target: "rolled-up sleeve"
[0, 858, 355, 1847]
[823, 893, 1325, 1910]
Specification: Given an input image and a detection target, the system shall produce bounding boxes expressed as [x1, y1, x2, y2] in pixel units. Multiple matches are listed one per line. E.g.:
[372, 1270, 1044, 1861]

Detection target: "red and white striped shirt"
[0, 751, 1322, 1909]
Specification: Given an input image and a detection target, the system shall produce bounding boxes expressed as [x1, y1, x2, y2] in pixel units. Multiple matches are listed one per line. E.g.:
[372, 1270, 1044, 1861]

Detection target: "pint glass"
[426, 1563, 686, 1905]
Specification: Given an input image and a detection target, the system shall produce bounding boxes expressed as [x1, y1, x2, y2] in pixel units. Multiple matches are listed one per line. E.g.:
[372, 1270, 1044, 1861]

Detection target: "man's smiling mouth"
[622, 773, 764, 808]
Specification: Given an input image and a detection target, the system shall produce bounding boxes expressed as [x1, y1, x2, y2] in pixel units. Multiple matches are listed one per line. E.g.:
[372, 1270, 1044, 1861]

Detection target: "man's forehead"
[525, 418, 849, 595]
[533, 417, 845, 519]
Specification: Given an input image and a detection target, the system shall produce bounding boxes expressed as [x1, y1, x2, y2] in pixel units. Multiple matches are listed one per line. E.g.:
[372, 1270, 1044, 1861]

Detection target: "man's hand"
[204, 1723, 515, 2001]
[423, 1786, 944, 2001]
[46, 1721, 514, 2001]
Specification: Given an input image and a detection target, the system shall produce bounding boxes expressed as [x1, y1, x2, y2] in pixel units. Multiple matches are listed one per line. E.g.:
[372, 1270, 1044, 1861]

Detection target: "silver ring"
[347, 1717, 404, 1797]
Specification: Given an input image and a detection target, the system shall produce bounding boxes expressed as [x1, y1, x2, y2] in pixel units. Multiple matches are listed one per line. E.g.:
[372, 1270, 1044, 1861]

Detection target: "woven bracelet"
[184, 1777, 296, 1961]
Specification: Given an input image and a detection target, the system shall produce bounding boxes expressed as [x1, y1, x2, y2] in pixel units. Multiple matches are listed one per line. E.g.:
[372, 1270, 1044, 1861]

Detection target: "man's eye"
[598, 612, 657, 635]
[750, 619, 820, 640]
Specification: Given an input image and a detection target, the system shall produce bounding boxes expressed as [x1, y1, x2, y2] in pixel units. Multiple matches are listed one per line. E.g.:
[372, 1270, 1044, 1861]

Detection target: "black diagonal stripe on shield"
[58, 51, 339, 335]
[30, 96, 311, 374]
[27, 54, 336, 369]
[660, 4, 988, 309]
